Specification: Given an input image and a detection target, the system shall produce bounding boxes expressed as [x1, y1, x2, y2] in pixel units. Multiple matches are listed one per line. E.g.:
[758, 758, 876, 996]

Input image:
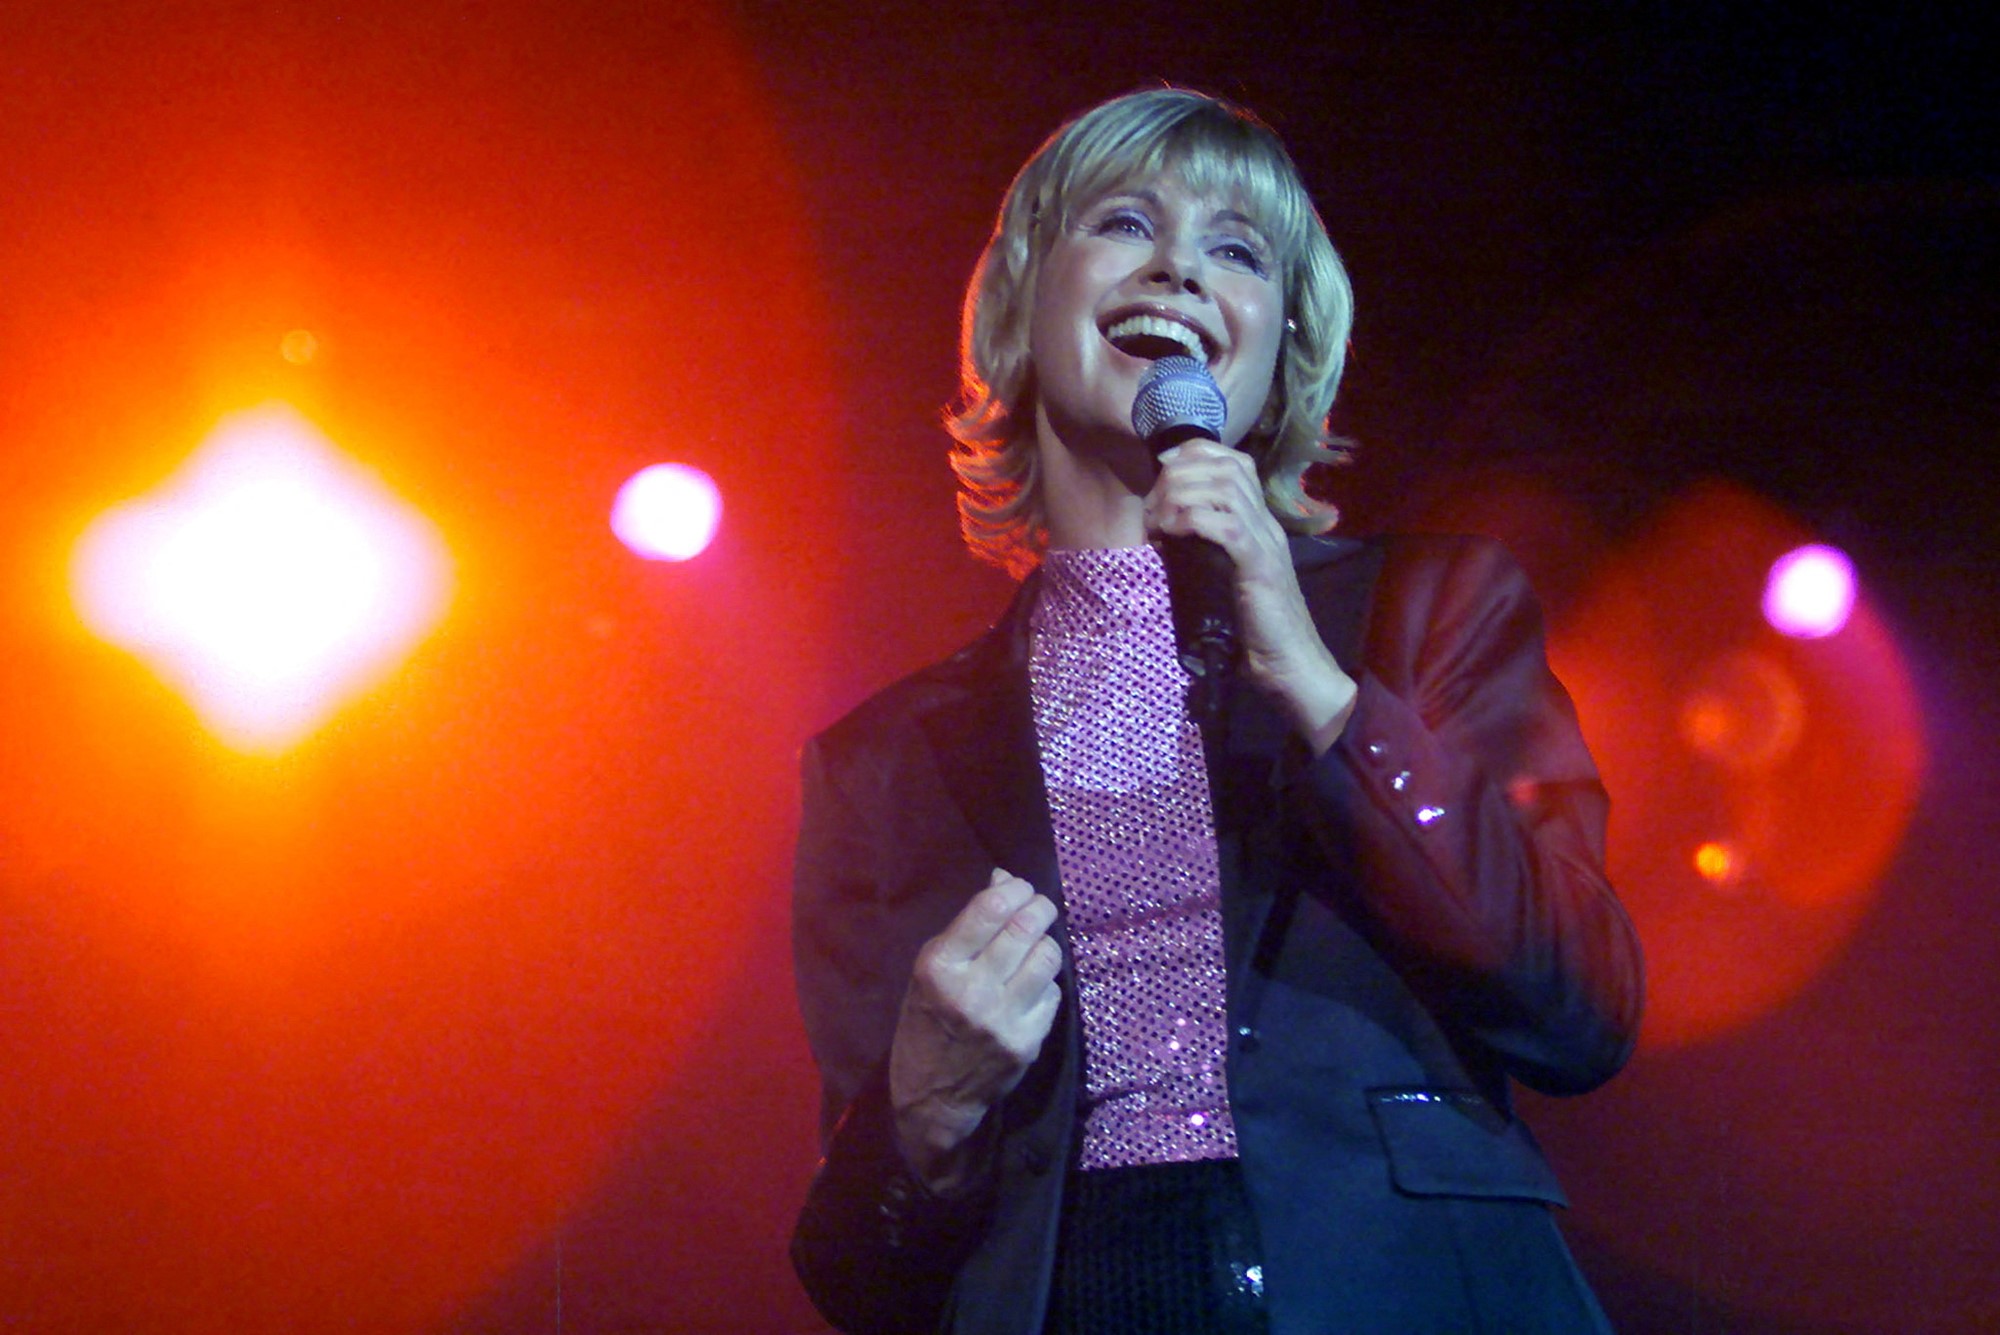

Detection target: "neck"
[1036, 406, 1153, 550]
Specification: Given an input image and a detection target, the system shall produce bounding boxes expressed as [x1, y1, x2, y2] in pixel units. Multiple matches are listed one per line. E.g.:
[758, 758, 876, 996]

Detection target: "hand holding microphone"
[1133, 354, 1359, 746]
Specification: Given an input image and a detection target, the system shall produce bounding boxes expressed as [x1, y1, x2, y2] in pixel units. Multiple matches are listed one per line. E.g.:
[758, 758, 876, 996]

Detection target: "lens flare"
[611, 462, 723, 561]
[1764, 543, 1856, 638]
[1550, 484, 1921, 1048]
[70, 403, 451, 752]
[1693, 839, 1745, 888]
[280, 329, 320, 365]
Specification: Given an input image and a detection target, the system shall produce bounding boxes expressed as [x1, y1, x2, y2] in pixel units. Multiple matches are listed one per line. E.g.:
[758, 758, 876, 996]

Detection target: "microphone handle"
[1149, 427, 1238, 723]
[1158, 531, 1237, 667]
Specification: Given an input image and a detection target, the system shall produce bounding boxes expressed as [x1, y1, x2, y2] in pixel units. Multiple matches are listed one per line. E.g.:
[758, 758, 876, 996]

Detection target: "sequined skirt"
[1042, 1157, 1269, 1335]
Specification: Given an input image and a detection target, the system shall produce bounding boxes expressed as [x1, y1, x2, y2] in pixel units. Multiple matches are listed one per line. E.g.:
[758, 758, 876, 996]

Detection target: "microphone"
[1131, 354, 1236, 722]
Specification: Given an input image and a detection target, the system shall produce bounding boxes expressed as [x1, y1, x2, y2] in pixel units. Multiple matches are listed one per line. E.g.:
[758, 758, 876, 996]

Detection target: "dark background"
[2, 2, 1995, 1332]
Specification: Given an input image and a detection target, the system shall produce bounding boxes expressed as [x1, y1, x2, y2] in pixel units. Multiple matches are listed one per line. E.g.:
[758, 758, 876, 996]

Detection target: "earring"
[1285, 317, 1298, 333]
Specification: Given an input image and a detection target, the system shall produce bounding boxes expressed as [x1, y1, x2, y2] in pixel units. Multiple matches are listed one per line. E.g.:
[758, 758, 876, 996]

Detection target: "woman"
[790, 87, 1643, 1335]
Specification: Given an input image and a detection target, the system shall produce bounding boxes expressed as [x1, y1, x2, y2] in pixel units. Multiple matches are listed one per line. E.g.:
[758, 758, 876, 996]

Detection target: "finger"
[1144, 479, 1228, 537]
[1018, 968, 1063, 1040]
[1148, 500, 1235, 544]
[1151, 467, 1233, 510]
[1005, 931, 1064, 1003]
[1149, 459, 1260, 520]
[1156, 438, 1237, 466]
[1156, 474, 1261, 528]
[928, 874, 1035, 964]
[1152, 469, 1285, 552]
[1170, 502, 1251, 551]
[1145, 498, 1257, 568]
[977, 891, 1059, 979]
[1157, 439, 1254, 485]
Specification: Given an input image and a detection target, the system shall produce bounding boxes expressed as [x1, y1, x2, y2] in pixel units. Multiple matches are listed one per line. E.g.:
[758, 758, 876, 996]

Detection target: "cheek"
[1241, 291, 1286, 364]
[1027, 257, 1116, 396]
[1025, 292, 1068, 367]
[1223, 298, 1287, 435]
[1032, 247, 1101, 329]
[1025, 258, 1075, 365]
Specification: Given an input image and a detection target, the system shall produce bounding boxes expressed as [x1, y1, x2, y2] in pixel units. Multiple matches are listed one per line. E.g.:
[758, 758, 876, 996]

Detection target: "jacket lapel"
[911, 577, 1064, 906]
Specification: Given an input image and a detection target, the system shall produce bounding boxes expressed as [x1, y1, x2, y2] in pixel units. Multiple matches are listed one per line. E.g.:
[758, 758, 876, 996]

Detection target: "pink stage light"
[1763, 543, 1857, 639]
[611, 463, 722, 561]
[70, 404, 452, 752]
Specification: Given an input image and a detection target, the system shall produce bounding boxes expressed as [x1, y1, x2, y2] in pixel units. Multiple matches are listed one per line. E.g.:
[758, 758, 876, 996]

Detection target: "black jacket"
[791, 534, 1644, 1334]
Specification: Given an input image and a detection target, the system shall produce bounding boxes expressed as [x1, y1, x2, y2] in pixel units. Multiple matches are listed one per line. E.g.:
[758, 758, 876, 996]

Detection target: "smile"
[1101, 309, 1215, 365]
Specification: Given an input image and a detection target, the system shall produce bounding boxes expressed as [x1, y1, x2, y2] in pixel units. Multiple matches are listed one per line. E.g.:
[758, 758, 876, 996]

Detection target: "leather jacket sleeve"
[1289, 535, 1643, 1095]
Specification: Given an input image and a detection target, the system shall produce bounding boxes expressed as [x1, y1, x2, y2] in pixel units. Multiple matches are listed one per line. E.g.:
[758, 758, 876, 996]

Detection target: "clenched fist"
[889, 869, 1063, 1192]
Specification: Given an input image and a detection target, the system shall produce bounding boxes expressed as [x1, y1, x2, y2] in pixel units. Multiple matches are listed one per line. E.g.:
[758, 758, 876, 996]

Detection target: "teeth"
[1104, 314, 1208, 363]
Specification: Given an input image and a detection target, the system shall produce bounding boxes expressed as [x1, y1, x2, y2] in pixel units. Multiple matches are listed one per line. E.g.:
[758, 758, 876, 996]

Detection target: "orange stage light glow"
[1, 3, 841, 1328]
[1692, 839, 1743, 888]
[280, 328, 320, 365]
[1549, 482, 1924, 1048]
[69, 403, 450, 751]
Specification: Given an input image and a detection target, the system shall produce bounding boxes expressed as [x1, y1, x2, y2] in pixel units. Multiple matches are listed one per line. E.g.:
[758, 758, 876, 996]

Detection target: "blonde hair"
[947, 87, 1355, 577]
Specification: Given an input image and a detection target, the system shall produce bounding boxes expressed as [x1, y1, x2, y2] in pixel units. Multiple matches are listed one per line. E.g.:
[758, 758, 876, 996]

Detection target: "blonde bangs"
[1044, 115, 1318, 276]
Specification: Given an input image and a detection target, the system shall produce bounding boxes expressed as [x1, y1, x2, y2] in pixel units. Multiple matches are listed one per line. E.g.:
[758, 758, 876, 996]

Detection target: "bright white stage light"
[611, 463, 722, 562]
[1762, 543, 1856, 639]
[71, 404, 452, 752]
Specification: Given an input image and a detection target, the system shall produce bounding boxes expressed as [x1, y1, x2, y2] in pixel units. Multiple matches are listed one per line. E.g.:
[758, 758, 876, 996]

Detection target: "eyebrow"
[1213, 209, 1263, 232]
[1098, 189, 1270, 239]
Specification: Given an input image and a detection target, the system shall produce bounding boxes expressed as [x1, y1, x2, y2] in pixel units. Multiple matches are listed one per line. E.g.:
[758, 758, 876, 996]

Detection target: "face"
[1026, 172, 1285, 461]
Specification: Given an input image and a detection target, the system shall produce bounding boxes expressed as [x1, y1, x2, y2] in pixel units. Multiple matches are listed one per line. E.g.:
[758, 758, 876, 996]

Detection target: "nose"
[1146, 229, 1205, 296]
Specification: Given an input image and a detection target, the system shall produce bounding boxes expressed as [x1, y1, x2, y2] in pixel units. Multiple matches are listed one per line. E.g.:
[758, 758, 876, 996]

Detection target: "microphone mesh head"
[1131, 354, 1228, 445]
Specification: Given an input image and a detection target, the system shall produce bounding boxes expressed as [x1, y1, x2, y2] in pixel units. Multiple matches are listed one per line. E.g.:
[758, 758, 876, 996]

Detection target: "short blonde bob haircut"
[948, 87, 1355, 577]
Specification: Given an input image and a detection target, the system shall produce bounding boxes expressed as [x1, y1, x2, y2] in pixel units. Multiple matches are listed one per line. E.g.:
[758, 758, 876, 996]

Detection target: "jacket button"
[1236, 1024, 1261, 1054]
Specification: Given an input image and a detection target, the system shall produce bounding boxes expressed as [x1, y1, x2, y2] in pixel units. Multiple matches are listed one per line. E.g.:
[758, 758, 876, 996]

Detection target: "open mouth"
[1102, 312, 1213, 364]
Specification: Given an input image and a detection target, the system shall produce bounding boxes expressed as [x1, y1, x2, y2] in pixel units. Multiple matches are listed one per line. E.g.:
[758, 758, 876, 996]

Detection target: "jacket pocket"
[1366, 1087, 1568, 1206]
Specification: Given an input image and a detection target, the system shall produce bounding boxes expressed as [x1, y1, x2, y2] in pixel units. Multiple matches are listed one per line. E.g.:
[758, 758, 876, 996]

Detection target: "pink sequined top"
[1028, 544, 1240, 1170]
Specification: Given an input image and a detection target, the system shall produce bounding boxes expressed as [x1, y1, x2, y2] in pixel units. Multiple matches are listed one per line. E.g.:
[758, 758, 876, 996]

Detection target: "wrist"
[893, 1098, 992, 1195]
[1273, 653, 1358, 756]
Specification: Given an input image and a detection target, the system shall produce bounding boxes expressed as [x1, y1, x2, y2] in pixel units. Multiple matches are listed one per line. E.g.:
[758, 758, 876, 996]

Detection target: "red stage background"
[1, 3, 1994, 1332]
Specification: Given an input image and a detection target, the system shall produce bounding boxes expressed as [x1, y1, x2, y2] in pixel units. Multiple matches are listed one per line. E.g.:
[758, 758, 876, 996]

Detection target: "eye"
[1212, 238, 1271, 277]
[1092, 208, 1152, 240]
